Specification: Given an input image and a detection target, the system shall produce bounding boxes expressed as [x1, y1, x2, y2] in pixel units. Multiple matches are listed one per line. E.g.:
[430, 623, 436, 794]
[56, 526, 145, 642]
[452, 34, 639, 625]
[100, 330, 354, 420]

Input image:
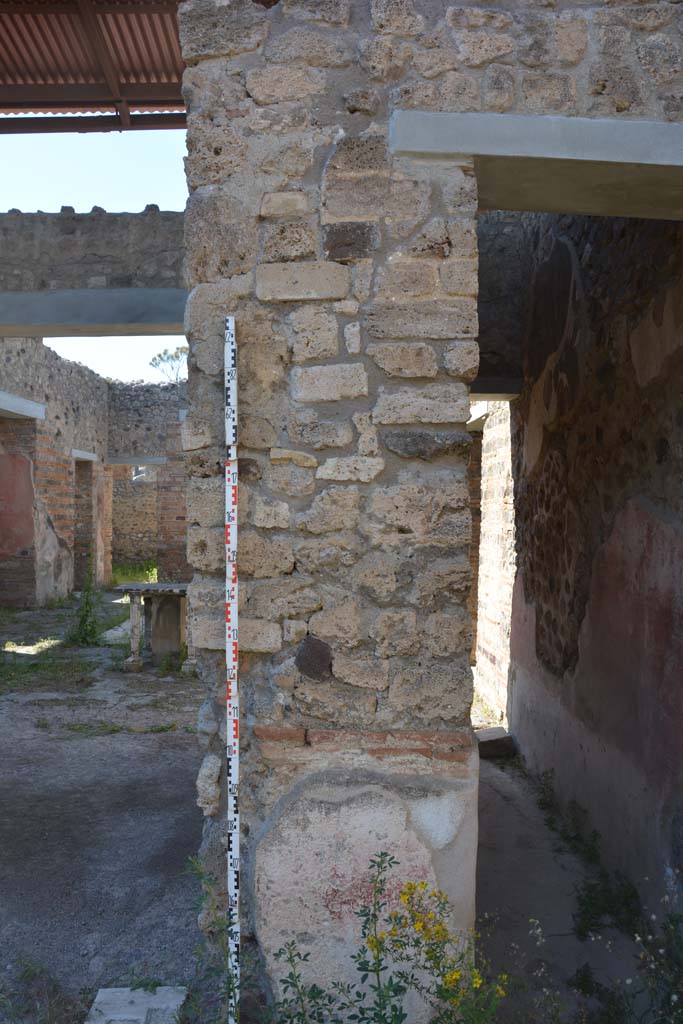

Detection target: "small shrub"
[66, 561, 100, 647]
[111, 561, 158, 586]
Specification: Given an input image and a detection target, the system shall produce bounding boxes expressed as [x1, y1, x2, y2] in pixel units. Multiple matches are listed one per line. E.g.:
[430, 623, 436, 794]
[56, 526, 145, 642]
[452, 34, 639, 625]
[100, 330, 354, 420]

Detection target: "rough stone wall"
[473, 403, 515, 719]
[177, 0, 683, 1002]
[1, 338, 110, 602]
[108, 382, 189, 580]
[107, 381, 186, 459]
[179, 0, 485, 1001]
[0, 417, 37, 606]
[510, 213, 683, 908]
[2, 337, 109, 458]
[0, 207, 185, 292]
[466, 429, 482, 664]
[111, 465, 159, 565]
[157, 420, 191, 582]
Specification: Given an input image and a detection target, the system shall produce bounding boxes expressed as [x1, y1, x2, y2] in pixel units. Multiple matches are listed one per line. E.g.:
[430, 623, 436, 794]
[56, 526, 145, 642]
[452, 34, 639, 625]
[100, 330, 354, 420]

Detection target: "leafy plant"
[111, 561, 158, 586]
[180, 854, 507, 1024]
[66, 560, 100, 646]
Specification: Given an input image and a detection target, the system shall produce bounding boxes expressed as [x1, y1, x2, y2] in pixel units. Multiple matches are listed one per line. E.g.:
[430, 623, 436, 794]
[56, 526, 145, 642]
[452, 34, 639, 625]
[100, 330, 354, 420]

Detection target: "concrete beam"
[72, 449, 99, 462]
[107, 455, 168, 465]
[390, 112, 683, 221]
[470, 377, 522, 400]
[0, 388, 46, 420]
[0, 288, 187, 337]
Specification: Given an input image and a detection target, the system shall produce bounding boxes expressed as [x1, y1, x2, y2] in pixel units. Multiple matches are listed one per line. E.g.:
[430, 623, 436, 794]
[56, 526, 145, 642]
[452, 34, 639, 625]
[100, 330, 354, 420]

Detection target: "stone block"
[443, 340, 480, 381]
[253, 496, 291, 530]
[85, 987, 187, 1024]
[323, 222, 380, 262]
[196, 753, 222, 816]
[187, 576, 224, 650]
[260, 192, 310, 219]
[240, 618, 283, 654]
[482, 65, 516, 112]
[246, 577, 322, 620]
[371, 609, 419, 657]
[262, 221, 317, 263]
[256, 262, 350, 302]
[264, 462, 316, 497]
[178, 0, 268, 62]
[267, 28, 353, 67]
[322, 173, 387, 224]
[291, 364, 368, 402]
[453, 29, 515, 67]
[386, 660, 473, 725]
[246, 67, 325, 105]
[185, 190, 258, 285]
[364, 300, 478, 339]
[289, 408, 354, 449]
[240, 414, 278, 450]
[238, 531, 295, 577]
[296, 486, 360, 534]
[371, 0, 424, 36]
[440, 259, 479, 296]
[327, 136, 389, 174]
[376, 259, 440, 297]
[270, 448, 317, 469]
[373, 384, 470, 425]
[344, 322, 361, 355]
[187, 524, 224, 573]
[425, 609, 472, 657]
[367, 342, 438, 378]
[332, 652, 390, 690]
[187, 476, 224, 527]
[309, 600, 363, 647]
[316, 457, 385, 482]
[282, 0, 351, 25]
[381, 428, 472, 461]
[288, 306, 339, 362]
[353, 412, 380, 456]
[283, 619, 308, 644]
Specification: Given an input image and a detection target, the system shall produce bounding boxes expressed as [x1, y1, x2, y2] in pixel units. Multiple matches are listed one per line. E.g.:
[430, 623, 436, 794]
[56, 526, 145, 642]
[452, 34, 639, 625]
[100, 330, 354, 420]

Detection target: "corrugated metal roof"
[0, 1, 186, 131]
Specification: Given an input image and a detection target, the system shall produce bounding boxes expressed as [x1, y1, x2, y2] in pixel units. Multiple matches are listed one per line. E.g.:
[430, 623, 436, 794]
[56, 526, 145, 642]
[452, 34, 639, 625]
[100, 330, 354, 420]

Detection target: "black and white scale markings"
[225, 315, 240, 1019]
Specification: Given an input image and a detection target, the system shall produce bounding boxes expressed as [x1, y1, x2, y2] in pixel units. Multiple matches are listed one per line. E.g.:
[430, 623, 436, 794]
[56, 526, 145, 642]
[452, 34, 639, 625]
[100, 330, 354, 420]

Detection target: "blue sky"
[0, 128, 188, 382]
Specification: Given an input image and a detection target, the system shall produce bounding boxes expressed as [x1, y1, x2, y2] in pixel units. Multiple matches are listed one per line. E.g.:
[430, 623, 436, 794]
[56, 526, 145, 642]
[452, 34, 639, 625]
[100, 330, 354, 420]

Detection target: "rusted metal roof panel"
[0, 0, 185, 131]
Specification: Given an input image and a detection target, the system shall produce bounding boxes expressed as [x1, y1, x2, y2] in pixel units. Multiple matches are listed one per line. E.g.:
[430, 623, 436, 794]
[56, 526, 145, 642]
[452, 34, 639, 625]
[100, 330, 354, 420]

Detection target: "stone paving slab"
[85, 987, 187, 1024]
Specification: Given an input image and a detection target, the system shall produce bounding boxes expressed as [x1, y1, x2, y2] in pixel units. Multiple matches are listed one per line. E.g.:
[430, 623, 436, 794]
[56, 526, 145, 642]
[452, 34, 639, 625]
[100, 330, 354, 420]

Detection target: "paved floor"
[0, 599, 203, 1003]
[477, 758, 635, 1020]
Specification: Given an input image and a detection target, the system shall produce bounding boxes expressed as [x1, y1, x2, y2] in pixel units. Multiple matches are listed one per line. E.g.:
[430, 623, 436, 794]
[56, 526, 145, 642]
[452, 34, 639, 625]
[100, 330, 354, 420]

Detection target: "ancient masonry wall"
[473, 402, 515, 719]
[177, 0, 682, 1001]
[510, 213, 683, 908]
[111, 465, 159, 565]
[0, 207, 184, 292]
[108, 382, 190, 581]
[0, 416, 38, 606]
[0, 338, 110, 601]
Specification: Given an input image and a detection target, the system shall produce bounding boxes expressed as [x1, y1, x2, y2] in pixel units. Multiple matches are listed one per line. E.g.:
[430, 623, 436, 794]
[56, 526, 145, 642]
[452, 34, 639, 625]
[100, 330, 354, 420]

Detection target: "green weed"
[111, 561, 158, 586]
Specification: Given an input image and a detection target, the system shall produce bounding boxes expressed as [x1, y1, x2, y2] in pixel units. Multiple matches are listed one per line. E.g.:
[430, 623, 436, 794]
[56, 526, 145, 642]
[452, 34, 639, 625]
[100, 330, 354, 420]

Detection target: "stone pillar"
[178, 0, 480, 999]
[125, 592, 144, 672]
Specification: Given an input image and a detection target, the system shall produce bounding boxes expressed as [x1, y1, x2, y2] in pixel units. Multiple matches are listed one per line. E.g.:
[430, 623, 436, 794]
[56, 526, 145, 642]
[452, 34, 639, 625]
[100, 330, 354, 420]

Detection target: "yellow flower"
[443, 970, 462, 988]
[366, 936, 380, 954]
[472, 970, 483, 989]
[496, 985, 506, 998]
[418, 881, 427, 891]
[427, 912, 436, 921]
[400, 894, 409, 904]
[414, 919, 424, 932]
[379, 931, 386, 941]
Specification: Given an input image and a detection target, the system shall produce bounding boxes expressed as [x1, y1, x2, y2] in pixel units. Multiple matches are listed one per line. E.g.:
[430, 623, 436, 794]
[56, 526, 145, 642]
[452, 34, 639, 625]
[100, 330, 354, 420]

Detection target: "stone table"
[116, 583, 188, 672]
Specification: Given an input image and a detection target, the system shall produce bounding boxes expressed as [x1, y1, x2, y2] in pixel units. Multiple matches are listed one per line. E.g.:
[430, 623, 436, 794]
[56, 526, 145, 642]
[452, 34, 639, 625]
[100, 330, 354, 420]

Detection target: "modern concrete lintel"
[390, 112, 683, 221]
[0, 287, 187, 337]
[72, 449, 99, 462]
[470, 377, 522, 400]
[107, 455, 168, 465]
[0, 388, 46, 420]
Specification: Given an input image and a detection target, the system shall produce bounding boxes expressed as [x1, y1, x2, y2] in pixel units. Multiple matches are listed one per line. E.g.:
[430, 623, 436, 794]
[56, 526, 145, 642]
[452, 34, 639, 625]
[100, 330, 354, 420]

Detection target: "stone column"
[178, 0, 480, 1001]
[124, 592, 144, 672]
